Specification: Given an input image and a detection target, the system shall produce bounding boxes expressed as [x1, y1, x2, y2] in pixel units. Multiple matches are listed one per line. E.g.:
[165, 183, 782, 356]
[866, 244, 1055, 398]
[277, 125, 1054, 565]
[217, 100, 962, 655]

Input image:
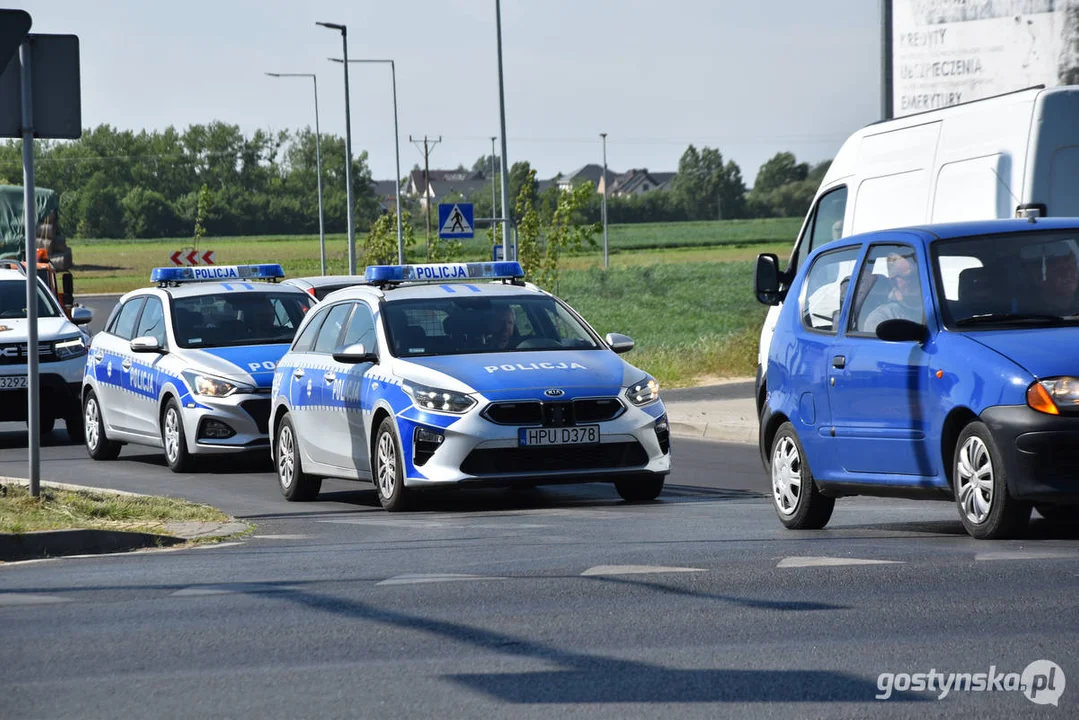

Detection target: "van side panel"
[933, 154, 1012, 221]
[1026, 89, 1079, 216]
[849, 122, 941, 234]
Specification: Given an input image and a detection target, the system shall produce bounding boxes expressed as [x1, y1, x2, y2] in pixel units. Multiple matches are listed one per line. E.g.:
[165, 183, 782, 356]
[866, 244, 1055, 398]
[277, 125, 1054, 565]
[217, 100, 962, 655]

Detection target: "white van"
[754, 85, 1079, 415]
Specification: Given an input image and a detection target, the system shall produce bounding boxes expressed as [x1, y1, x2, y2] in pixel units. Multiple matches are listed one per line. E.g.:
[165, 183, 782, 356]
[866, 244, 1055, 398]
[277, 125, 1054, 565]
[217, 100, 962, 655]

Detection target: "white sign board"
[892, 0, 1079, 116]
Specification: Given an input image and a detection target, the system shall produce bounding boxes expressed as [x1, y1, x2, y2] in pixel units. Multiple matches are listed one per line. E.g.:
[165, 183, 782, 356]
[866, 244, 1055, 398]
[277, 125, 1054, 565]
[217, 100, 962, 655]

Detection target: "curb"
[669, 420, 756, 445]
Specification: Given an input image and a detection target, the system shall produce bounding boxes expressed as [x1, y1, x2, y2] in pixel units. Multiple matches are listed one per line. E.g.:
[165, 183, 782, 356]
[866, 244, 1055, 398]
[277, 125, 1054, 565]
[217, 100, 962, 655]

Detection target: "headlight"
[402, 381, 476, 414]
[183, 371, 252, 398]
[1027, 377, 1079, 415]
[625, 375, 660, 406]
[53, 335, 87, 360]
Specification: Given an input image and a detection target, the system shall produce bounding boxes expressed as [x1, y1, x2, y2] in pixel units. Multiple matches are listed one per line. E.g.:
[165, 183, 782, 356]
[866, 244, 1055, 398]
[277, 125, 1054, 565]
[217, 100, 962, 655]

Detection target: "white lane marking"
[190, 542, 245, 550]
[975, 551, 1079, 562]
[252, 535, 311, 540]
[777, 556, 904, 568]
[171, 583, 288, 596]
[0, 593, 72, 605]
[580, 565, 707, 576]
[376, 573, 506, 586]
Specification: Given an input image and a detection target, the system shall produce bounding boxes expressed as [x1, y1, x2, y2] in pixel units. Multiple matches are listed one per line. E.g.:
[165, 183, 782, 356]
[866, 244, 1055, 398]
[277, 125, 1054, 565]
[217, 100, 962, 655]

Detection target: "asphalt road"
[76, 294, 120, 336]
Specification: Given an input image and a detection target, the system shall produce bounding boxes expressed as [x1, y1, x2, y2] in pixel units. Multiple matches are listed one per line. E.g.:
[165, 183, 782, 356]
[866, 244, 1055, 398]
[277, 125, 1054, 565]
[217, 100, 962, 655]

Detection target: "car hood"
[962, 328, 1079, 379]
[0, 316, 80, 344]
[190, 344, 292, 389]
[400, 349, 638, 401]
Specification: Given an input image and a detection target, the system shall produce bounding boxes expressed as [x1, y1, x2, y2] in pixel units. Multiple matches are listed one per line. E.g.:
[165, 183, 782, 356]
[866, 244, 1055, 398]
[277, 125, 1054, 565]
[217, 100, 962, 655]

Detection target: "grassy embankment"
[73, 218, 800, 387]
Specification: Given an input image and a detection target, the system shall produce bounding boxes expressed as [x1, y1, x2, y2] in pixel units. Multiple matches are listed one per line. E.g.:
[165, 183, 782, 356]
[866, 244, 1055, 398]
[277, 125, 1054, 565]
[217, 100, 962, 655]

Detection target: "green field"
[73, 219, 794, 385]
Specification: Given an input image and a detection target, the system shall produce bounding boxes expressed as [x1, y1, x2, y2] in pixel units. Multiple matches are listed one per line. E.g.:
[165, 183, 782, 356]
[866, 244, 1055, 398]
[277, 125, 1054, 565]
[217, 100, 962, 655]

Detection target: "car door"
[304, 302, 354, 471]
[284, 304, 329, 440]
[324, 301, 379, 472]
[92, 297, 145, 433]
[827, 241, 937, 478]
[127, 296, 168, 438]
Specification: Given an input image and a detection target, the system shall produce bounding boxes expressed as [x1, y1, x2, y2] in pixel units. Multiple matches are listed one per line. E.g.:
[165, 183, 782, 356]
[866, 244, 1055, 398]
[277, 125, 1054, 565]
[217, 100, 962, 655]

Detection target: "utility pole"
[490, 136, 498, 243]
[600, 132, 609, 268]
[410, 135, 441, 259]
[494, 0, 513, 260]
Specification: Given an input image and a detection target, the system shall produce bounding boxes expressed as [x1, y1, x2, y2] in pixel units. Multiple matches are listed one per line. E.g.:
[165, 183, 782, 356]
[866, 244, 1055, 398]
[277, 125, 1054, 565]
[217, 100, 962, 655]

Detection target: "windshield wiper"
[955, 312, 1065, 327]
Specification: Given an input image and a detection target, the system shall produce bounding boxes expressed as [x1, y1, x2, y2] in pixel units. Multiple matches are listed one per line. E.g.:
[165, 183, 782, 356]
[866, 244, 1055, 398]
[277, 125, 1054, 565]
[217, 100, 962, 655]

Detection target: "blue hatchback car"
[754, 218, 1079, 539]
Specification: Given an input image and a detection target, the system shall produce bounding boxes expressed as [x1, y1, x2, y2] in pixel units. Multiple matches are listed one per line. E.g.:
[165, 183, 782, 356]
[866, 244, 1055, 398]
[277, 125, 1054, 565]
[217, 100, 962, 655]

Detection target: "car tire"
[161, 398, 195, 473]
[65, 410, 85, 444]
[953, 421, 1031, 540]
[1034, 504, 1077, 524]
[770, 422, 834, 530]
[37, 413, 55, 436]
[373, 417, 410, 512]
[615, 474, 665, 502]
[276, 413, 321, 501]
[83, 390, 121, 461]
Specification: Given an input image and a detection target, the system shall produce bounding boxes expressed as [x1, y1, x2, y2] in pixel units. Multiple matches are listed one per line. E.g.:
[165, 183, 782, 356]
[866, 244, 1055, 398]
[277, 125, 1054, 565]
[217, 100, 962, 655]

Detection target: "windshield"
[0, 279, 61, 319]
[934, 230, 1079, 328]
[384, 295, 600, 357]
[172, 292, 312, 348]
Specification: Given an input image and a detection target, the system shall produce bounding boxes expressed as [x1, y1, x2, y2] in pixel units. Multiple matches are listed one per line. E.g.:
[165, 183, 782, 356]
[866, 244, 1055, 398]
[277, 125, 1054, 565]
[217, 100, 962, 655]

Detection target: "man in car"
[487, 305, 517, 349]
[1023, 242, 1079, 316]
[864, 252, 924, 332]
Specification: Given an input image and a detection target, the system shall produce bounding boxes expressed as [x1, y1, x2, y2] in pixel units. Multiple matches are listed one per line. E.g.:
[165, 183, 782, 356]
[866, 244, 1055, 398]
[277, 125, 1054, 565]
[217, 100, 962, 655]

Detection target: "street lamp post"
[331, 58, 404, 264]
[265, 72, 326, 275]
[494, 0, 513, 259]
[316, 21, 357, 275]
[600, 132, 609, 268]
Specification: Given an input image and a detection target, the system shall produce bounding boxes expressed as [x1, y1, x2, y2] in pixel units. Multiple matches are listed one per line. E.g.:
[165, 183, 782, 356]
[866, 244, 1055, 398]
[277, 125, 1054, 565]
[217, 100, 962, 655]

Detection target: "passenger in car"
[863, 252, 924, 332]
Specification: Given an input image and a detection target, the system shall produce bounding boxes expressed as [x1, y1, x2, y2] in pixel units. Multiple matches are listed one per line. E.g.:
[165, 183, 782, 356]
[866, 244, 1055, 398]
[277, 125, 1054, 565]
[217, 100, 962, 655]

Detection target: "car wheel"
[162, 398, 195, 473]
[953, 421, 1031, 539]
[1034, 504, 1077, 524]
[373, 417, 410, 511]
[84, 390, 121, 460]
[770, 422, 834, 530]
[615, 474, 665, 502]
[276, 413, 321, 501]
[65, 410, 85, 444]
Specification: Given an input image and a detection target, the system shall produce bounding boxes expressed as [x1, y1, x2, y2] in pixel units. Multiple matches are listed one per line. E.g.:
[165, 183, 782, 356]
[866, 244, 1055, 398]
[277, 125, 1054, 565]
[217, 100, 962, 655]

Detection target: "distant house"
[371, 179, 402, 212]
[608, 169, 675, 197]
[406, 169, 489, 209]
[557, 164, 619, 193]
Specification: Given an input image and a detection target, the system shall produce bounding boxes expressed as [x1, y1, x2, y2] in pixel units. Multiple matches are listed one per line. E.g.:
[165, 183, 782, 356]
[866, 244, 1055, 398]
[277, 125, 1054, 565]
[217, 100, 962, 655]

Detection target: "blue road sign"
[438, 202, 474, 239]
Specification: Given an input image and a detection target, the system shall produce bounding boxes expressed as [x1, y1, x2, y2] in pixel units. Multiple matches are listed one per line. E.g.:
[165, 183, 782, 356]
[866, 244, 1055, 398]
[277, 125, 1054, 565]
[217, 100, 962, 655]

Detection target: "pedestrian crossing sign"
[438, 202, 474, 239]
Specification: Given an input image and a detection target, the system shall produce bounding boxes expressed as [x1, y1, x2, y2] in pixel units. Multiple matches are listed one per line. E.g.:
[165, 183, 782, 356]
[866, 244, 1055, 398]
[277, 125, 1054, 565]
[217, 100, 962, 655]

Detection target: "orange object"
[1027, 383, 1060, 415]
[935, 369, 944, 379]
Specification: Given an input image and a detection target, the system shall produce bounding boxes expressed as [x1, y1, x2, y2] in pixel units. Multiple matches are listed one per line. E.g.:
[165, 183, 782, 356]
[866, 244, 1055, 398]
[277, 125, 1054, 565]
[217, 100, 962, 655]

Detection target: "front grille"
[460, 441, 648, 476]
[0, 342, 57, 365]
[483, 397, 624, 426]
[239, 399, 271, 434]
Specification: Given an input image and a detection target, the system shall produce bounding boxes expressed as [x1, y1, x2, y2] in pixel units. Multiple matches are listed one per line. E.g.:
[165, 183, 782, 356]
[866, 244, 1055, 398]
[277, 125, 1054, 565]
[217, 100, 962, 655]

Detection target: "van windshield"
[934, 231, 1079, 328]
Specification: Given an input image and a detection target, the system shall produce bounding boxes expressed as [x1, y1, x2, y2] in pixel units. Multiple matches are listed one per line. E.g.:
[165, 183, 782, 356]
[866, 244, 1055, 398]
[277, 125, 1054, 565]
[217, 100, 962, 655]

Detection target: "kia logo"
[544, 388, 564, 397]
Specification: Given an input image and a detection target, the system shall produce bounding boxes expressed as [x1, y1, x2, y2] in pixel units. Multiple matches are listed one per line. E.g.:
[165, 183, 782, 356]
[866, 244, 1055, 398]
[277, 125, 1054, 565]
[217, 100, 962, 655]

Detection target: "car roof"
[285, 275, 366, 289]
[321, 280, 546, 304]
[124, 281, 309, 300]
[0, 268, 25, 281]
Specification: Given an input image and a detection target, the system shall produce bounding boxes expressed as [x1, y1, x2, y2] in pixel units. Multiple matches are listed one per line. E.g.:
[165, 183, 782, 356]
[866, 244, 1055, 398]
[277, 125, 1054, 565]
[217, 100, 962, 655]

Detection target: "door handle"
[293, 368, 305, 379]
[324, 372, 337, 383]
[121, 359, 132, 370]
[93, 351, 104, 361]
[832, 355, 846, 369]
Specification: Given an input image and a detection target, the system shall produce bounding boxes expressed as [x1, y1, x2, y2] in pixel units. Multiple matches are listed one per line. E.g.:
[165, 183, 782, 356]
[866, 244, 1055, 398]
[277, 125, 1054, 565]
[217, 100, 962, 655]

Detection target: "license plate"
[0, 375, 28, 390]
[519, 425, 600, 447]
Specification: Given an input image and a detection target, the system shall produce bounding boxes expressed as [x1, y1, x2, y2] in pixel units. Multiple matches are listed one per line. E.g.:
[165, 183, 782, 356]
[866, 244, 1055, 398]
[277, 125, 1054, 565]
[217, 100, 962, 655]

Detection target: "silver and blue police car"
[82, 264, 313, 471]
[269, 261, 671, 509]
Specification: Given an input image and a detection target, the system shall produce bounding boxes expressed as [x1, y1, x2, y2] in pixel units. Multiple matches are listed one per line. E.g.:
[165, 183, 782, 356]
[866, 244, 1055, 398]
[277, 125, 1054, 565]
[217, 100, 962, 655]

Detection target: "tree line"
[0, 123, 828, 240]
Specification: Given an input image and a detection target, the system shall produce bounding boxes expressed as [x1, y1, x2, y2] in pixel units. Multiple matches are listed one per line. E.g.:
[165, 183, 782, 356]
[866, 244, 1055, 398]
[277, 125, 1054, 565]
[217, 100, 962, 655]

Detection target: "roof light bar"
[364, 262, 524, 285]
[150, 264, 285, 285]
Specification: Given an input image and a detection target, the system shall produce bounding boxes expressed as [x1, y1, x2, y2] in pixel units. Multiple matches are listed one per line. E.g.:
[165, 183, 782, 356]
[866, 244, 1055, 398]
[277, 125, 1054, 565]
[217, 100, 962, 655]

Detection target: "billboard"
[891, 0, 1079, 116]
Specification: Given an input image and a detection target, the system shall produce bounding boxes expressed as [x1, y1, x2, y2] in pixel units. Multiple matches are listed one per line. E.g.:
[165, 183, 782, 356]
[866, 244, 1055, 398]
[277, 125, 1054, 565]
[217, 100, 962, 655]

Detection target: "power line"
[409, 135, 441, 258]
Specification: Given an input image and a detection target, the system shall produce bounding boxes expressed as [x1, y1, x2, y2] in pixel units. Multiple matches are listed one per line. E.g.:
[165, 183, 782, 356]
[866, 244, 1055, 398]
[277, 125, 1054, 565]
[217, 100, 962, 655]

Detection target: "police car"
[269, 261, 670, 509]
[755, 218, 1079, 539]
[82, 264, 313, 471]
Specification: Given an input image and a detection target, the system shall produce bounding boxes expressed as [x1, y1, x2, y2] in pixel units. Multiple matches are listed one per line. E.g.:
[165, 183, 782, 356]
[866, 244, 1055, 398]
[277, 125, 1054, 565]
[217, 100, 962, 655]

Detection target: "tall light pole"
[331, 58, 404, 264]
[265, 72, 326, 275]
[600, 132, 609, 268]
[494, 0, 513, 260]
[316, 21, 357, 274]
[490, 136, 498, 249]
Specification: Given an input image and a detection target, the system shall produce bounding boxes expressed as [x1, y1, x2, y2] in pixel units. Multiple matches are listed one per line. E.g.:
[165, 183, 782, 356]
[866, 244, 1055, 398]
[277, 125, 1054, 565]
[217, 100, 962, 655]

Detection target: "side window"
[800, 246, 861, 334]
[134, 297, 166, 346]
[849, 244, 925, 336]
[312, 303, 353, 354]
[293, 308, 329, 353]
[340, 303, 378, 353]
[111, 298, 145, 341]
[806, 186, 848, 253]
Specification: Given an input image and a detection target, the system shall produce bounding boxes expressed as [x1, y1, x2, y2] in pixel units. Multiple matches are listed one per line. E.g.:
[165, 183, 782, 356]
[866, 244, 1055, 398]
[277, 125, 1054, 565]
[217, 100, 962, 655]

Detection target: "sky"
[15, 0, 884, 185]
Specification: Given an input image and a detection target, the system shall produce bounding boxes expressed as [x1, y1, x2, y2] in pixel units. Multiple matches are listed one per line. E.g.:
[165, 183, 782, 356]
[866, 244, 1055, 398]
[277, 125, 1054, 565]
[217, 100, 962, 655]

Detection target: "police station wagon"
[82, 264, 312, 471]
[755, 218, 1079, 539]
[269, 261, 670, 510]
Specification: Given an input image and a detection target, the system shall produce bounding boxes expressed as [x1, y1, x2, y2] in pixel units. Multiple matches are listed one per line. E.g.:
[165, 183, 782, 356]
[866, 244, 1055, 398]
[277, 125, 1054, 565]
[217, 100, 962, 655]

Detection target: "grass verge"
[0, 482, 233, 536]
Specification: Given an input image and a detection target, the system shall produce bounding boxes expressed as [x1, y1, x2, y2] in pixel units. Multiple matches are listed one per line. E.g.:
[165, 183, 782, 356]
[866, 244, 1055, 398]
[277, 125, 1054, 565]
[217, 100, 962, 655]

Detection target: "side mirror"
[71, 306, 93, 326]
[130, 336, 164, 353]
[61, 272, 74, 304]
[333, 342, 379, 364]
[755, 254, 783, 305]
[875, 318, 927, 343]
[605, 332, 634, 354]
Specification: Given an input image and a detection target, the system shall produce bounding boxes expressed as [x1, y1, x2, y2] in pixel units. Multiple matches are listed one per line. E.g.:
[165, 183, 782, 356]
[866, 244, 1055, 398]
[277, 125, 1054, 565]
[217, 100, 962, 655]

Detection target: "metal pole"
[423, 137, 432, 260]
[312, 75, 326, 275]
[341, 31, 356, 275]
[490, 136, 498, 242]
[495, 0, 512, 260]
[881, 0, 893, 120]
[389, 61, 403, 264]
[600, 132, 609, 269]
[19, 42, 39, 497]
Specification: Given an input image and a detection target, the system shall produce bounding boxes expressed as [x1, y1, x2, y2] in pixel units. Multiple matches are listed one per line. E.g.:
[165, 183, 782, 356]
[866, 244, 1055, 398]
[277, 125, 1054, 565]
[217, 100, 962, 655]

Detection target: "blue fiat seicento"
[754, 218, 1079, 539]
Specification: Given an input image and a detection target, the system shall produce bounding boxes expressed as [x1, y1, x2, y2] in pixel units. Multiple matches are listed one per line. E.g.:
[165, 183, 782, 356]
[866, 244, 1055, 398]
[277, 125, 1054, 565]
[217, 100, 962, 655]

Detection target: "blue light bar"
[364, 261, 524, 284]
[150, 264, 285, 284]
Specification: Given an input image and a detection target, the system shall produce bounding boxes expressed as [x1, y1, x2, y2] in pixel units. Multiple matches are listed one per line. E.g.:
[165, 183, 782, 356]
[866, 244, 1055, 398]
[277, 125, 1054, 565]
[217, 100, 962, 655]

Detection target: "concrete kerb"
[0, 477, 251, 563]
